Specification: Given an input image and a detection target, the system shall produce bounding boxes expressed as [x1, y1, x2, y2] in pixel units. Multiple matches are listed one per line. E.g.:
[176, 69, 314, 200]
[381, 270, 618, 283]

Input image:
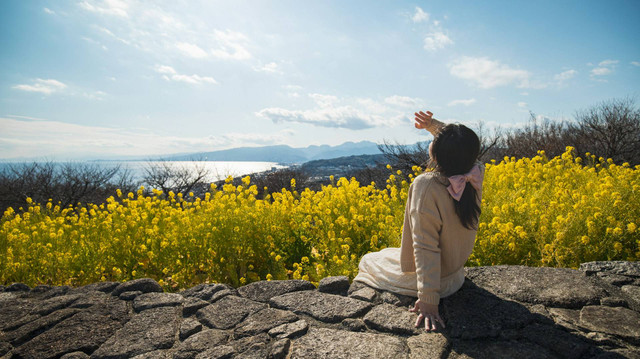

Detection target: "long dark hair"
[427, 123, 481, 230]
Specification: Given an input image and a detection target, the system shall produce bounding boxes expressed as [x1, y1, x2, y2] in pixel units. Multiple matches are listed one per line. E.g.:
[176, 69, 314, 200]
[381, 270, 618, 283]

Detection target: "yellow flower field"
[1, 147, 638, 291]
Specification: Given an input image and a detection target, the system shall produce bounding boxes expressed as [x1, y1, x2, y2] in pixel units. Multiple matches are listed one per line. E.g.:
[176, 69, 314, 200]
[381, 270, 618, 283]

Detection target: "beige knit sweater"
[399, 118, 484, 305]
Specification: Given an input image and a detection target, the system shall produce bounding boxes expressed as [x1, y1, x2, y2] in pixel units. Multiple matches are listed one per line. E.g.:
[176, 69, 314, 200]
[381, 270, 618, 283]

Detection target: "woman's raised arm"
[414, 111, 445, 137]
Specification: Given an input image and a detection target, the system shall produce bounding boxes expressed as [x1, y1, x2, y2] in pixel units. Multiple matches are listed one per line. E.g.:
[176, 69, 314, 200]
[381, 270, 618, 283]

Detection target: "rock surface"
[1, 261, 639, 358]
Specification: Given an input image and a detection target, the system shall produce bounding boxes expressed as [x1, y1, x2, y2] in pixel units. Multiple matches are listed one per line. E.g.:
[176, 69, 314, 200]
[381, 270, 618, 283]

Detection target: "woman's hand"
[409, 299, 446, 331]
[414, 111, 435, 130]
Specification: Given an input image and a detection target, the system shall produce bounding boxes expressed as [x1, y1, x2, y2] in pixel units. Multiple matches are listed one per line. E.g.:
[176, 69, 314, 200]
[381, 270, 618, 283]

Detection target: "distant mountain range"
[156, 141, 384, 164]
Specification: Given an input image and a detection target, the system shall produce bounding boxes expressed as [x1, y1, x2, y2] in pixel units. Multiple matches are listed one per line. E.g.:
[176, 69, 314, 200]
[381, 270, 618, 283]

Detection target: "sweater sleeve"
[409, 177, 443, 305]
[425, 117, 446, 137]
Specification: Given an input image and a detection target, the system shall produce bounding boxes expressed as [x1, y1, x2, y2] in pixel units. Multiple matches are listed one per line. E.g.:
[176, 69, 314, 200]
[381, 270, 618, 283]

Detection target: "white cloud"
[384, 95, 424, 108]
[554, 69, 577, 82]
[448, 57, 532, 89]
[257, 94, 413, 130]
[412, 7, 429, 23]
[423, 32, 453, 51]
[517, 102, 527, 108]
[176, 42, 208, 59]
[309, 93, 340, 108]
[0, 116, 293, 160]
[447, 98, 476, 107]
[253, 62, 280, 74]
[154, 65, 217, 85]
[631, 61, 640, 67]
[13, 79, 67, 95]
[590, 59, 617, 78]
[591, 67, 612, 76]
[211, 29, 252, 60]
[43, 7, 55, 15]
[256, 107, 384, 130]
[79, 0, 129, 17]
[598, 59, 618, 67]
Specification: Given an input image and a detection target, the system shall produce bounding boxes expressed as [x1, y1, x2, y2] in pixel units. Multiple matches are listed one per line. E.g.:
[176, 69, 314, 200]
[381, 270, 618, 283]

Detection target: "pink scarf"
[446, 164, 484, 201]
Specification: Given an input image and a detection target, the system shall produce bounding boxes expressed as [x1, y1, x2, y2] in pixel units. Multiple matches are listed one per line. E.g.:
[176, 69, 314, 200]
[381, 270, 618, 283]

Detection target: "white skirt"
[353, 247, 465, 299]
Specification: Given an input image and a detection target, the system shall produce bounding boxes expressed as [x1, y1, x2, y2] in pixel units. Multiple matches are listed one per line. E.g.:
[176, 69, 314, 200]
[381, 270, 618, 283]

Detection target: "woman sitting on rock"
[353, 110, 485, 332]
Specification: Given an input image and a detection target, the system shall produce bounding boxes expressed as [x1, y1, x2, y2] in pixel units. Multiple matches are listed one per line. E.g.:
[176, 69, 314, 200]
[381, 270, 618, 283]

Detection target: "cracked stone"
[363, 303, 422, 335]
[348, 287, 376, 302]
[111, 278, 163, 297]
[237, 279, 315, 302]
[172, 328, 229, 359]
[234, 307, 298, 338]
[268, 319, 309, 339]
[269, 290, 372, 323]
[196, 295, 267, 329]
[579, 305, 640, 339]
[179, 317, 202, 340]
[318, 276, 350, 296]
[132, 292, 184, 312]
[406, 332, 449, 359]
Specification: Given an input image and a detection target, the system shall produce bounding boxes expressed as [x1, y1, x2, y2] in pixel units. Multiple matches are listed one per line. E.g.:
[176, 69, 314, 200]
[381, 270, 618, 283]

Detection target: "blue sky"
[1, 0, 639, 160]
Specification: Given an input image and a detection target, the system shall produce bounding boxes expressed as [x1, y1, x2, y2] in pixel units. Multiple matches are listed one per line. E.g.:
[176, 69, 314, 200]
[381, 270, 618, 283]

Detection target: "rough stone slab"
[179, 317, 202, 341]
[172, 328, 228, 359]
[196, 295, 267, 329]
[580, 261, 640, 277]
[446, 339, 557, 359]
[521, 323, 589, 359]
[119, 290, 143, 300]
[194, 345, 235, 359]
[228, 332, 270, 355]
[31, 294, 82, 315]
[548, 307, 582, 331]
[132, 292, 184, 312]
[407, 332, 449, 359]
[111, 278, 163, 297]
[597, 272, 634, 286]
[39, 286, 71, 299]
[91, 306, 181, 359]
[0, 292, 19, 305]
[269, 290, 372, 323]
[60, 352, 90, 359]
[131, 350, 171, 359]
[288, 326, 407, 359]
[11, 310, 123, 359]
[209, 288, 236, 303]
[466, 265, 606, 308]
[380, 291, 415, 307]
[0, 299, 38, 331]
[5, 282, 30, 292]
[600, 297, 628, 308]
[68, 290, 110, 309]
[237, 279, 315, 302]
[268, 319, 309, 339]
[363, 303, 422, 335]
[341, 318, 367, 332]
[442, 284, 535, 339]
[318, 276, 349, 296]
[270, 338, 291, 359]
[179, 283, 231, 302]
[0, 342, 13, 356]
[1, 307, 81, 346]
[347, 280, 371, 296]
[68, 281, 119, 295]
[234, 342, 268, 359]
[579, 305, 640, 338]
[622, 285, 640, 302]
[349, 287, 376, 302]
[234, 307, 298, 338]
[182, 296, 210, 317]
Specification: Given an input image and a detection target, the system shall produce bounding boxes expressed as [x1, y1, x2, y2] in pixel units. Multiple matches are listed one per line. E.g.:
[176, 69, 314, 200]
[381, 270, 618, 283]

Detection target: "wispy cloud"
[554, 69, 577, 82]
[175, 42, 208, 59]
[412, 7, 429, 23]
[447, 98, 476, 107]
[43, 7, 55, 15]
[517, 102, 528, 108]
[0, 116, 292, 160]
[256, 93, 420, 130]
[253, 62, 281, 74]
[210, 30, 252, 60]
[590, 59, 618, 78]
[448, 57, 533, 89]
[79, 0, 129, 18]
[13, 79, 67, 95]
[154, 65, 217, 85]
[384, 95, 424, 108]
[631, 61, 640, 67]
[423, 31, 453, 52]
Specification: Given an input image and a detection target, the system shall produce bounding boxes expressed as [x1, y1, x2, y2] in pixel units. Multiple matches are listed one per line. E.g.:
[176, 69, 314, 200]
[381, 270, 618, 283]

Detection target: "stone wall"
[1, 261, 639, 358]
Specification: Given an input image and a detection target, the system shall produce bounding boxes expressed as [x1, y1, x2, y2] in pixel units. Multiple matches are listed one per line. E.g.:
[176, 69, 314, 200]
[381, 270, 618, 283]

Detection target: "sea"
[0, 161, 288, 184]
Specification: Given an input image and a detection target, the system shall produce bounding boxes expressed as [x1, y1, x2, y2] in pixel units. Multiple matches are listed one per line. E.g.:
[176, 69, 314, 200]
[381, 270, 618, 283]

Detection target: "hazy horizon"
[1, 1, 639, 161]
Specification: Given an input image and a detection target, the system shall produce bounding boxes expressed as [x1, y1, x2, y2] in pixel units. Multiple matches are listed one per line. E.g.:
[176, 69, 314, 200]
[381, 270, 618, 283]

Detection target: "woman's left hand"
[409, 299, 446, 331]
